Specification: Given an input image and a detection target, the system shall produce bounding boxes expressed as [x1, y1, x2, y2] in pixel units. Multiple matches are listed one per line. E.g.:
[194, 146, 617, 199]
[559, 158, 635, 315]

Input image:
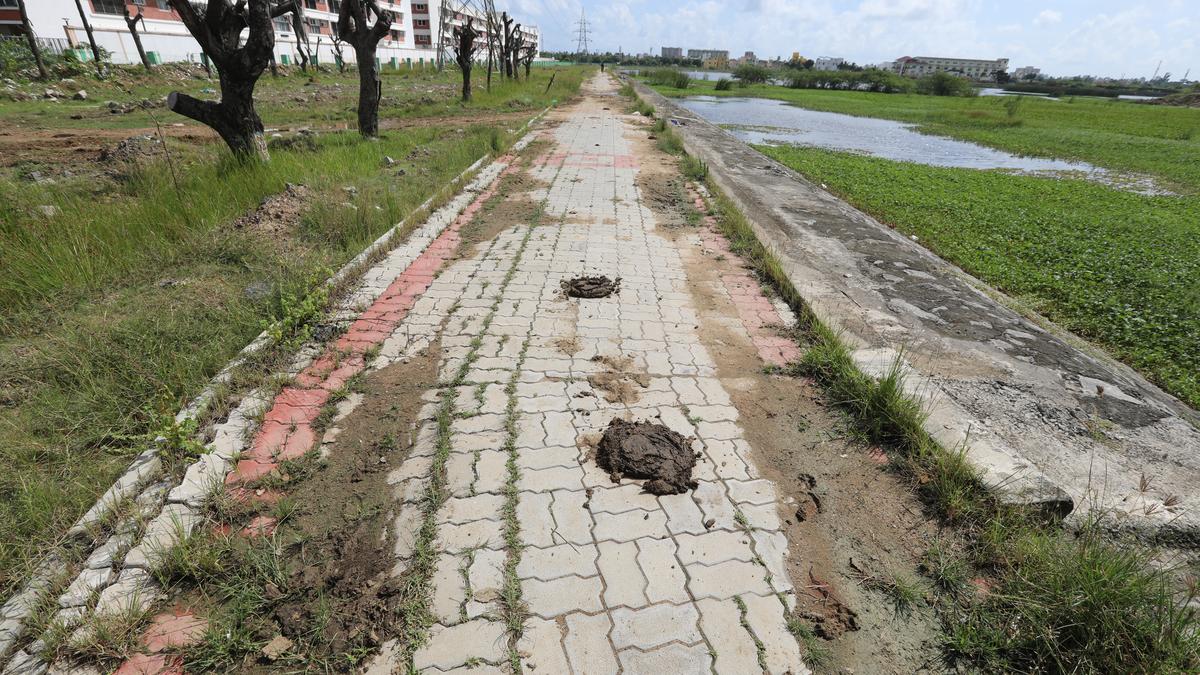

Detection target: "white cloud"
[1034, 9, 1063, 25]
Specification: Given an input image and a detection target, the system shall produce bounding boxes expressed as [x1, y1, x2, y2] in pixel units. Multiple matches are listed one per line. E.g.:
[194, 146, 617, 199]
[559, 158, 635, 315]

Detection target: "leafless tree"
[507, 27, 524, 82]
[452, 20, 480, 102]
[289, 0, 313, 72]
[123, 7, 152, 71]
[521, 43, 536, 79]
[500, 12, 515, 79]
[72, 0, 105, 78]
[16, 0, 48, 81]
[166, 0, 294, 160]
[331, 34, 346, 72]
[336, 0, 393, 137]
[483, 2, 497, 91]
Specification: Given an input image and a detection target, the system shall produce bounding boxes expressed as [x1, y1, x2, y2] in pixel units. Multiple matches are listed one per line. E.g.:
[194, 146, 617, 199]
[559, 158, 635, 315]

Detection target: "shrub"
[644, 68, 690, 90]
[733, 63, 770, 85]
[916, 71, 978, 97]
[785, 68, 913, 94]
[714, 78, 733, 91]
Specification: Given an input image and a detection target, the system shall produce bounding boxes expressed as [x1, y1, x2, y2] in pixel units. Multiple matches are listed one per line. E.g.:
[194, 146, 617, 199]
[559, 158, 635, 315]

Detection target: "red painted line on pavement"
[224, 156, 518, 487]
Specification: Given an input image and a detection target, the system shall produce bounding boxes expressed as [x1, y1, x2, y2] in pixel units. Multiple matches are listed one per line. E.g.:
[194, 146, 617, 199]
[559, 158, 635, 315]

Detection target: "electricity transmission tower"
[573, 8, 591, 55]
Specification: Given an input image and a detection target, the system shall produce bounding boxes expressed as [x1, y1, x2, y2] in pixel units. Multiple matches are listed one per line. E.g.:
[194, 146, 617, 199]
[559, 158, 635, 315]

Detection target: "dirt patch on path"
[265, 342, 442, 667]
[587, 354, 649, 404]
[596, 419, 698, 495]
[619, 106, 949, 672]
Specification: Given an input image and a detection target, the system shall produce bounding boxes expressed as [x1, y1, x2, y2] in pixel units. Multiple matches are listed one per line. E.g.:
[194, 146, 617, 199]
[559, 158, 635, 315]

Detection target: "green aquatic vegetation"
[759, 144, 1200, 409]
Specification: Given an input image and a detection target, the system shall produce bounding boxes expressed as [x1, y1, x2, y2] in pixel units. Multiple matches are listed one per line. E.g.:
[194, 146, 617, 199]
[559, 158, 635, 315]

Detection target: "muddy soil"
[622, 107, 949, 672]
[596, 419, 698, 495]
[562, 275, 620, 298]
[265, 342, 442, 668]
[587, 354, 650, 404]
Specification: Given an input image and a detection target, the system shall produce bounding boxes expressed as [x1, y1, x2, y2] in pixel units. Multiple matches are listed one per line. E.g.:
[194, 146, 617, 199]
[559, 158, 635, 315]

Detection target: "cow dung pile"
[562, 275, 620, 298]
[596, 419, 697, 495]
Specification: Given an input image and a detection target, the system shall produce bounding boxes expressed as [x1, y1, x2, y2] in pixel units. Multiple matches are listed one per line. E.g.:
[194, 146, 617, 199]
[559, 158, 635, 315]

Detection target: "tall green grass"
[759, 144, 1200, 410]
[0, 69, 586, 595]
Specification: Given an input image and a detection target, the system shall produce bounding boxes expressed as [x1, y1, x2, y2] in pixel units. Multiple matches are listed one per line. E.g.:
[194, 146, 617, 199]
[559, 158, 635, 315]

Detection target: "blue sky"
[509, 0, 1198, 78]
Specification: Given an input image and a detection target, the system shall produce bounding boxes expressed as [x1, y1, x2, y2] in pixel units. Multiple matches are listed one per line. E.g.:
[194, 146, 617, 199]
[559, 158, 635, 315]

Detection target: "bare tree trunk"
[354, 43, 382, 135]
[72, 0, 104, 78]
[291, 0, 312, 72]
[332, 39, 345, 72]
[501, 14, 514, 79]
[337, 0, 392, 138]
[169, 70, 268, 159]
[453, 22, 480, 103]
[16, 0, 48, 81]
[124, 8, 152, 71]
[166, 0, 287, 160]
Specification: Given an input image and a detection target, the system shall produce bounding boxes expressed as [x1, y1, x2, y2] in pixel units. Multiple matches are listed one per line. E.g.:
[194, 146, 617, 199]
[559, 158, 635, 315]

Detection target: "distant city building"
[888, 55, 1009, 80]
[662, 46, 683, 59]
[741, 51, 757, 63]
[813, 57, 845, 71]
[687, 48, 729, 62]
[1013, 66, 1041, 80]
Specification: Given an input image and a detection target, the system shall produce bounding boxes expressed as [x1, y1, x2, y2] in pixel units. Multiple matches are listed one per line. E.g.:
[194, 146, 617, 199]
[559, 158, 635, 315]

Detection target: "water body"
[678, 95, 1167, 194]
[979, 87, 1059, 100]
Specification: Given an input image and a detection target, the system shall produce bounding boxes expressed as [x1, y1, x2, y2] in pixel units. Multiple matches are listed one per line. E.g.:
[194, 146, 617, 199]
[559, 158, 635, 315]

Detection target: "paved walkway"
[363, 75, 808, 673]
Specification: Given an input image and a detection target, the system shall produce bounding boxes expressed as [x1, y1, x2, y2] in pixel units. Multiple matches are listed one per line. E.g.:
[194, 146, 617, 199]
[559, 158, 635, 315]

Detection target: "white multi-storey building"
[888, 55, 1009, 80]
[812, 56, 844, 71]
[1012, 66, 1041, 80]
[1, 1, 537, 69]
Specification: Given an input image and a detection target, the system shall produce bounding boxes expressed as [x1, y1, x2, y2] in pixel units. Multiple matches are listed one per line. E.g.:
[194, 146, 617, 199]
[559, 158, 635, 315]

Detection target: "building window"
[328, 0, 341, 11]
[0, 0, 20, 7]
[92, 0, 127, 14]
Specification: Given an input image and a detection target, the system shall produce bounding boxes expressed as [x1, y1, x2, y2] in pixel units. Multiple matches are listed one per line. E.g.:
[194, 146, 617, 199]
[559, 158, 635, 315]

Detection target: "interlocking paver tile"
[563, 612, 619, 675]
[610, 602, 703, 650]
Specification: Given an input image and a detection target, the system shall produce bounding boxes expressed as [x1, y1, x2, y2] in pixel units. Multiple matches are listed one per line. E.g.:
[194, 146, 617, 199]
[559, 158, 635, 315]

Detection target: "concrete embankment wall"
[630, 78, 1200, 546]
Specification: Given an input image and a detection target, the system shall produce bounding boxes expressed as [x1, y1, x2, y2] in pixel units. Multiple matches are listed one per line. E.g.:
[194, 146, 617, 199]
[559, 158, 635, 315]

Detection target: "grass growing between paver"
[0, 70, 586, 597]
[758, 144, 1200, 410]
[626, 86, 1200, 672]
[499, 336, 533, 670]
[394, 213, 539, 669]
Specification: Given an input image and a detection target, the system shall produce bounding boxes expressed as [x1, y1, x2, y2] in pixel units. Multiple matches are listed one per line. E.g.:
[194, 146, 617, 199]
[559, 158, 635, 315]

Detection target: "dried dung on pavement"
[596, 419, 697, 495]
[562, 275, 620, 298]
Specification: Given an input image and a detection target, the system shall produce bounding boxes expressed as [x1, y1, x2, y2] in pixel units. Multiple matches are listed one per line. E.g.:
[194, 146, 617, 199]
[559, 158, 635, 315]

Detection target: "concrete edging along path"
[0, 108, 550, 672]
[631, 79, 1200, 545]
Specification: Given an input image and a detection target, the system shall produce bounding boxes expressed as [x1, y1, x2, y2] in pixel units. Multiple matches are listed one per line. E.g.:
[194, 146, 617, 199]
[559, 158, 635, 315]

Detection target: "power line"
[573, 8, 590, 55]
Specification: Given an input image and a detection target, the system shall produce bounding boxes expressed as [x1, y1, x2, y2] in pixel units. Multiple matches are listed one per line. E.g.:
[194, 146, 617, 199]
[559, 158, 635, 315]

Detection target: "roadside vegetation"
[0, 62, 585, 596]
[644, 73, 1200, 408]
[628, 84, 1200, 674]
[759, 145, 1200, 409]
